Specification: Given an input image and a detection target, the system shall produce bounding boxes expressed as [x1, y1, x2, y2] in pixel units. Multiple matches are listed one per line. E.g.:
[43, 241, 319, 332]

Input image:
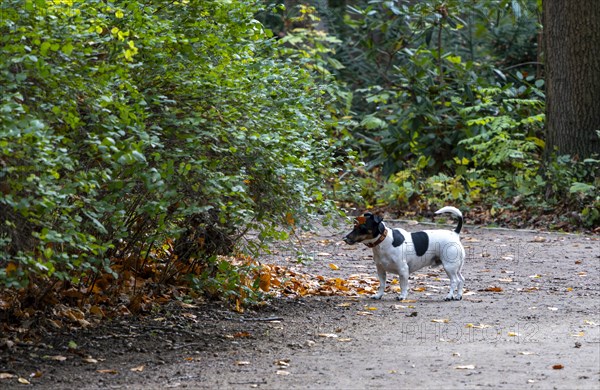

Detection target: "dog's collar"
[365, 228, 388, 248]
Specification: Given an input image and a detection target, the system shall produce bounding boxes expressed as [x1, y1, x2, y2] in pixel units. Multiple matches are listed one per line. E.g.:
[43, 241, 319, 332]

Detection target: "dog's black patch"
[392, 229, 405, 247]
[411, 231, 429, 257]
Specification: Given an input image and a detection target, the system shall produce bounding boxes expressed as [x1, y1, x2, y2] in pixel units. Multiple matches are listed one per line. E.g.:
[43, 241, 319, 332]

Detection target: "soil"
[1, 220, 599, 389]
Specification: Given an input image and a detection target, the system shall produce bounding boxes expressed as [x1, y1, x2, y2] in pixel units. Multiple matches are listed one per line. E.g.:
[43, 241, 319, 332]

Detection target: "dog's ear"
[363, 212, 373, 218]
[373, 214, 383, 224]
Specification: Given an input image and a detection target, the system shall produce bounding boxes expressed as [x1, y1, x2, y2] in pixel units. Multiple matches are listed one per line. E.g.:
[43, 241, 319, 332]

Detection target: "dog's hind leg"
[444, 267, 460, 301]
[455, 260, 465, 300]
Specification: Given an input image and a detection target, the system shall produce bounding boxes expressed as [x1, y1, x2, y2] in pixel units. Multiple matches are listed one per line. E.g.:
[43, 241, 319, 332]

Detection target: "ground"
[1, 219, 599, 389]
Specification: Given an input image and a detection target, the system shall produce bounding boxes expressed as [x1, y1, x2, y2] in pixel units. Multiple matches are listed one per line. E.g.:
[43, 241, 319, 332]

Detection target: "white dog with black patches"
[343, 207, 465, 301]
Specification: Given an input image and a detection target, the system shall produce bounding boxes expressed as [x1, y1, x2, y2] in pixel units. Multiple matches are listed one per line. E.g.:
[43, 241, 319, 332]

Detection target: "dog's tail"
[435, 206, 463, 234]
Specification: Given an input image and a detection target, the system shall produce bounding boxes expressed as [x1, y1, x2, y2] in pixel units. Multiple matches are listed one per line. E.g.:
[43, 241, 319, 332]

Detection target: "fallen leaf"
[276, 370, 290, 376]
[431, 319, 449, 323]
[552, 364, 564, 370]
[465, 323, 491, 329]
[317, 333, 338, 338]
[452, 352, 461, 357]
[498, 278, 513, 283]
[329, 263, 340, 270]
[508, 332, 521, 337]
[233, 331, 252, 338]
[48, 355, 67, 361]
[274, 359, 290, 367]
[18, 377, 30, 384]
[0, 373, 15, 379]
[96, 369, 118, 374]
[89, 305, 104, 318]
[82, 358, 98, 364]
[531, 236, 546, 242]
[130, 365, 145, 372]
[30, 371, 42, 378]
[337, 302, 352, 307]
[338, 338, 353, 342]
[483, 286, 503, 292]
[547, 307, 558, 311]
[570, 332, 585, 337]
[365, 306, 378, 311]
[177, 302, 198, 309]
[519, 351, 536, 355]
[584, 320, 598, 326]
[455, 365, 475, 370]
[529, 274, 542, 278]
[236, 361, 251, 366]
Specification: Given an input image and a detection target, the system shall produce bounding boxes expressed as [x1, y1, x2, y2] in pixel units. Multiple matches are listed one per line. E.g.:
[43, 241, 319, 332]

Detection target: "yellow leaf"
[570, 332, 585, 337]
[115, 10, 124, 18]
[465, 323, 491, 329]
[329, 263, 339, 270]
[5, 262, 17, 275]
[317, 333, 338, 338]
[365, 306, 378, 311]
[454, 365, 475, 370]
[508, 332, 520, 337]
[48, 355, 67, 361]
[96, 369, 118, 374]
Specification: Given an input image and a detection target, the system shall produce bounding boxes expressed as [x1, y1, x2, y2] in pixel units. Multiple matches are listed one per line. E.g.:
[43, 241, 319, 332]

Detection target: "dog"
[343, 207, 465, 301]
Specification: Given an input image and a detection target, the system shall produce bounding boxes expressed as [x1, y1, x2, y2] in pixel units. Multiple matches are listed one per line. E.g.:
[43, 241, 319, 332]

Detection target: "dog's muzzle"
[343, 235, 357, 245]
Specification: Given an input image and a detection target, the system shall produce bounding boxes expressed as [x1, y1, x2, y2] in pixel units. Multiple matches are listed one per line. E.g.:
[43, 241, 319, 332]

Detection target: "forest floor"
[1, 219, 599, 389]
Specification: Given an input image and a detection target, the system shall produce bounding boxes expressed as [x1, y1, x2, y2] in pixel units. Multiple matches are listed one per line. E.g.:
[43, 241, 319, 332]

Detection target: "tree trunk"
[543, 0, 600, 160]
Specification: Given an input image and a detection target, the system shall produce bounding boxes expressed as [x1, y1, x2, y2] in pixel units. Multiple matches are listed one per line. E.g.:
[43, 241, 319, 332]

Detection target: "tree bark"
[543, 0, 600, 159]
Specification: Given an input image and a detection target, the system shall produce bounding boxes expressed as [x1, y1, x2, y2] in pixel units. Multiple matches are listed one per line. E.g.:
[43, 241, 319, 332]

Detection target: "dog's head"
[343, 212, 385, 245]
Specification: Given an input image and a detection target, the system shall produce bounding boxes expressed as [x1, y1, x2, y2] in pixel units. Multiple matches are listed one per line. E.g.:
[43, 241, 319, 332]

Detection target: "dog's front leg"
[372, 265, 386, 300]
[397, 266, 410, 301]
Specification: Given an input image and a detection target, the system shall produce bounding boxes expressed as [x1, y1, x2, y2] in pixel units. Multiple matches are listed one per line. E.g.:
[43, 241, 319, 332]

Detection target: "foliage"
[0, 0, 346, 293]
[298, 0, 595, 229]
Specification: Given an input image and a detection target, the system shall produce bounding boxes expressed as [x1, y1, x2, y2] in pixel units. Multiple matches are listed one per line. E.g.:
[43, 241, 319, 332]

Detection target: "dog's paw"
[444, 296, 455, 301]
[370, 294, 383, 300]
[396, 296, 407, 301]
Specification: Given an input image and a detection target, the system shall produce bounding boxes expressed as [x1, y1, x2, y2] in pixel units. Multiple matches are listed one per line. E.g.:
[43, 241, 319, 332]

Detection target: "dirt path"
[2, 221, 599, 389]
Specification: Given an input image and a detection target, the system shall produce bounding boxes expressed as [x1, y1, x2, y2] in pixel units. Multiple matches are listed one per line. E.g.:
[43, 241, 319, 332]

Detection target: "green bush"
[0, 0, 344, 290]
